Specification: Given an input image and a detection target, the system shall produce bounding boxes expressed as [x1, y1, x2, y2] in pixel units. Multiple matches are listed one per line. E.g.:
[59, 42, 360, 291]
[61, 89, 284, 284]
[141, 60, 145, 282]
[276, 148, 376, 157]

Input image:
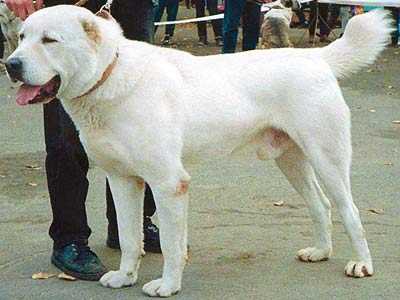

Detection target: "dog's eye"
[19, 33, 24, 41]
[42, 37, 58, 44]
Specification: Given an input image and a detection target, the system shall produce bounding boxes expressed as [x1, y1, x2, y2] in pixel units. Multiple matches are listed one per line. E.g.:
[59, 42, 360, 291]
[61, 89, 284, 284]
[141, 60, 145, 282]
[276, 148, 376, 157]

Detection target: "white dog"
[5, 6, 393, 297]
[261, 0, 294, 48]
[0, 2, 21, 55]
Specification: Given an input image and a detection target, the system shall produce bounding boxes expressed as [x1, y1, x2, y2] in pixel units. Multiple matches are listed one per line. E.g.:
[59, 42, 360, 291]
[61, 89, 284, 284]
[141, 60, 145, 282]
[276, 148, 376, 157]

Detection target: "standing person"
[194, 0, 223, 46]
[4, 0, 161, 281]
[222, 0, 261, 54]
[154, 0, 180, 45]
[308, 1, 330, 43]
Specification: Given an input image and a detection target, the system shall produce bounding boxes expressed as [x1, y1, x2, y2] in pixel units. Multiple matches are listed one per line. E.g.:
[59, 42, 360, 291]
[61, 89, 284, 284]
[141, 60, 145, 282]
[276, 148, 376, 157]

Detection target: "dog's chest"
[81, 129, 139, 177]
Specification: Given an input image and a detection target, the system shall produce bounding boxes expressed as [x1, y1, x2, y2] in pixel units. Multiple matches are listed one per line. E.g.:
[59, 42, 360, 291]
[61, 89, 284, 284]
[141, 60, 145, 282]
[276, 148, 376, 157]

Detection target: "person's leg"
[207, 0, 223, 42]
[45, 100, 91, 249]
[387, 7, 399, 46]
[196, 0, 208, 43]
[309, 1, 317, 37]
[0, 30, 5, 59]
[153, 0, 167, 35]
[242, 0, 261, 51]
[106, 180, 118, 244]
[339, 5, 351, 32]
[112, 0, 155, 43]
[319, 3, 330, 38]
[44, 100, 106, 280]
[144, 183, 157, 217]
[165, 0, 179, 37]
[42, 0, 110, 282]
[222, 0, 246, 53]
[395, 8, 400, 46]
[328, 4, 340, 28]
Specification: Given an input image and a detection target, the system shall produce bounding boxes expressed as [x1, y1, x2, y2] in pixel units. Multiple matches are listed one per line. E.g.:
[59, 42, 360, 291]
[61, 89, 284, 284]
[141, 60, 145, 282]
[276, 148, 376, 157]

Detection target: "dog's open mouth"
[16, 75, 61, 106]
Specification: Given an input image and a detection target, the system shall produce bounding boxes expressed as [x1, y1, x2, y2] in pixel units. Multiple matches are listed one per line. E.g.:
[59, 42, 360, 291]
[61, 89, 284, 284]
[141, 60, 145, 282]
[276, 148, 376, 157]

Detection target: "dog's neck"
[60, 41, 155, 132]
[73, 51, 119, 100]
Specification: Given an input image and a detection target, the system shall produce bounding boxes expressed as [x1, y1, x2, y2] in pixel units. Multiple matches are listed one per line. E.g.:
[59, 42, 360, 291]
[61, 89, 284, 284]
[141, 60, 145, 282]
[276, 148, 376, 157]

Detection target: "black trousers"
[0, 30, 4, 58]
[309, 1, 329, 37]
[195, 0, 222, 40]
[44, 0, 156, 249]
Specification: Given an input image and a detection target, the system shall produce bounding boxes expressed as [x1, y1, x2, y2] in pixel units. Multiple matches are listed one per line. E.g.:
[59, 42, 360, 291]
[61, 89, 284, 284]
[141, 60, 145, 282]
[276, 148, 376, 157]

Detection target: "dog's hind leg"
[275, 144, 333, 262]
[142, 167, 190, 297]
[298, 120, 373, 278]
[100, 174, 145, 288]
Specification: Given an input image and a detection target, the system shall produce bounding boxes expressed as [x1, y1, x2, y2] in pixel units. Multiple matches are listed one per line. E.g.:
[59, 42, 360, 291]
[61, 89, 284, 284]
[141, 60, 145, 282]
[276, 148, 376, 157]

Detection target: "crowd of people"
[151, 1, 399, 47]
[0, 0, 398, 283]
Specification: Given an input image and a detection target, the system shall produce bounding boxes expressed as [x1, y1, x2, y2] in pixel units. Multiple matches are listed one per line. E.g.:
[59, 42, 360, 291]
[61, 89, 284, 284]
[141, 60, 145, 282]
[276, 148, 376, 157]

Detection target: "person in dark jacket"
[4, 0, 161, 281]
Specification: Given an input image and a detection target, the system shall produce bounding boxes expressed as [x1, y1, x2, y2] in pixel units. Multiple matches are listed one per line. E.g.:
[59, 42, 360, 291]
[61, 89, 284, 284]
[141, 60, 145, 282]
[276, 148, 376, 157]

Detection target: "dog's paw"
[297, 247, 331, 262]
[345, 261, 373, 278]
[142, 278, 181, 297]
[100, 270, 137, 288]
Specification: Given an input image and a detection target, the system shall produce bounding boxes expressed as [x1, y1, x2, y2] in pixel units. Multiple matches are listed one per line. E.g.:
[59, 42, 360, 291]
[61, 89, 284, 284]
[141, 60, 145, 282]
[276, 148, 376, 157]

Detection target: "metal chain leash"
[74, 0, 113, 13]
[98, 0, 113, 13]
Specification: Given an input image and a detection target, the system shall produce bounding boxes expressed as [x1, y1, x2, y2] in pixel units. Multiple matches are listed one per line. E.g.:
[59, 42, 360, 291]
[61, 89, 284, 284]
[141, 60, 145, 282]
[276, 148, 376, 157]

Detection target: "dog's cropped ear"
[81, 19, 101, 45]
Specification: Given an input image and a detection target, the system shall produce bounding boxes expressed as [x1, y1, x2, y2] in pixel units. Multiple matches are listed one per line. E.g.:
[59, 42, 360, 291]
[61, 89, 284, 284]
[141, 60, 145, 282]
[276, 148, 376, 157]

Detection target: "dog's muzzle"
[5, 57, 23, 82]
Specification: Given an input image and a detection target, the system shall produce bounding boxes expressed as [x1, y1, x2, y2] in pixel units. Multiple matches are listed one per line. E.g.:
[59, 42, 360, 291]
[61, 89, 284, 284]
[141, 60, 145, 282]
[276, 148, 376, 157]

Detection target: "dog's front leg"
[142, 178, 189, 297]
[100, 174, 144, 288]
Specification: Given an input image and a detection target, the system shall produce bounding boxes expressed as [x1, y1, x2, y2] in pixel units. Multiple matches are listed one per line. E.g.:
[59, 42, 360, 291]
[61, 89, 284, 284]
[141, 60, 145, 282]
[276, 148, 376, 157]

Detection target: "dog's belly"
[180, 101, 263, 162]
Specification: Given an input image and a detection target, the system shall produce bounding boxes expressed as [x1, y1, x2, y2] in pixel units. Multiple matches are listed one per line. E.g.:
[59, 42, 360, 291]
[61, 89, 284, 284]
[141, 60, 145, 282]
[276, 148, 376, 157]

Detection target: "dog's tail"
[320, 10, 394, 79]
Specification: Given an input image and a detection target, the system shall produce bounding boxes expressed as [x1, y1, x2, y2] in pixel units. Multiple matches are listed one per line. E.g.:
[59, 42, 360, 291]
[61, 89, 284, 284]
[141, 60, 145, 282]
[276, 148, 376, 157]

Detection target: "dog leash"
[74, 0, 113, 14]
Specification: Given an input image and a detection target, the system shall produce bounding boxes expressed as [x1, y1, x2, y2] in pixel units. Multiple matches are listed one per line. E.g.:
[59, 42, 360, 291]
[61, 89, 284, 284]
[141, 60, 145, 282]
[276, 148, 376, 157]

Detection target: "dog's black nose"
[5, 57, 23, 81]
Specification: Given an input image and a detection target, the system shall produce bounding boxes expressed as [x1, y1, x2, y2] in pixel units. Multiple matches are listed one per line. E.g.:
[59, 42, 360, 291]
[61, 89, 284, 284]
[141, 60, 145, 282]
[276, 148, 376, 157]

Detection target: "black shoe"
[51, 243, 107, 281]
[106, 217, 162, 253]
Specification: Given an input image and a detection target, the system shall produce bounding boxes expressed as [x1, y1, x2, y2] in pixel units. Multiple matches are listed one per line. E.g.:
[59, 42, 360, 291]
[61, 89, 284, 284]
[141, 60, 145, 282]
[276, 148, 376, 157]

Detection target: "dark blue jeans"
[154, 0, 180, 36]
[222, 0, 261, 53]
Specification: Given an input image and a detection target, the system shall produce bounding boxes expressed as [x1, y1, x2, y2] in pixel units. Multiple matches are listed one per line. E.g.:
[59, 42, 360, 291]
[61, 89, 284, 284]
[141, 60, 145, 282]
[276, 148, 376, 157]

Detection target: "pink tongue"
[16, 84, 42, 106]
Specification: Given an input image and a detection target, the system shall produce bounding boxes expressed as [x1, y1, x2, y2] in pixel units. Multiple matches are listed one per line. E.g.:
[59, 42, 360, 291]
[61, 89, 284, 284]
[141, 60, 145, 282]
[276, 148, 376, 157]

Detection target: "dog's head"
[5, 5, 123, 105]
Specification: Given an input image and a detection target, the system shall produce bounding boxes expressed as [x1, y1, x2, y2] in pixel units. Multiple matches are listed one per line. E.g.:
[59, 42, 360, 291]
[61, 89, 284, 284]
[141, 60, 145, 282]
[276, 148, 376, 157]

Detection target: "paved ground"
[0, 9, 399, 300]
